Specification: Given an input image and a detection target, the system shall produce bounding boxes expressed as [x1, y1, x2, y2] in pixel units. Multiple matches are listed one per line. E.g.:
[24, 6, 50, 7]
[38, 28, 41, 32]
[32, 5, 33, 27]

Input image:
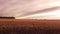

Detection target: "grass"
[0, 19, 60, 34]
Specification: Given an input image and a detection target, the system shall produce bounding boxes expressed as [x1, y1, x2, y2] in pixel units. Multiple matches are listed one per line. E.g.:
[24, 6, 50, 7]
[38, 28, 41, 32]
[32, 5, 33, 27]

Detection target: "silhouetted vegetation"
[0, 17, 15, 19]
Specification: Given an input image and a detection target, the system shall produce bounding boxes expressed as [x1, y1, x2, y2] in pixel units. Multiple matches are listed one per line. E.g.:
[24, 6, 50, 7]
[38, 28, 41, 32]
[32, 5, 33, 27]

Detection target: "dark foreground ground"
[0, 19, 60, 34]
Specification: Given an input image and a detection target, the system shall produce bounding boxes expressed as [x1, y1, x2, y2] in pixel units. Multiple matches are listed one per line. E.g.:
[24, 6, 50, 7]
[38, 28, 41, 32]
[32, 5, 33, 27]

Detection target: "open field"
[0, 19, 60, 34]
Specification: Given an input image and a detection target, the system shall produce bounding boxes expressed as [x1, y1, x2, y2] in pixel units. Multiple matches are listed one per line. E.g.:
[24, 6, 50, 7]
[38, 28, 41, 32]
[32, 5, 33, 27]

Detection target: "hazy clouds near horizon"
[0, 0, 60, 19]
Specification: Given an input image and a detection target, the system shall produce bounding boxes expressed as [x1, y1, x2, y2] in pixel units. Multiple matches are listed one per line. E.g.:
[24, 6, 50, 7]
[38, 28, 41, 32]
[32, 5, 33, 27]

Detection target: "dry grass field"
[0, 19, 60, 34]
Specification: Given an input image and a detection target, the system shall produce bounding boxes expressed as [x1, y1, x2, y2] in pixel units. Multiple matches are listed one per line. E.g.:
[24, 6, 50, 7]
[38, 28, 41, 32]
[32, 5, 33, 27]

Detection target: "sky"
[0, 0, 60, 19]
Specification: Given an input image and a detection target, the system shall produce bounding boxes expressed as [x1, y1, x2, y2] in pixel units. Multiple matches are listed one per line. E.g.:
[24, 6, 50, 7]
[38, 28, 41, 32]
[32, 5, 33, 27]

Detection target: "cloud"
[0, 0, 60, 19]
